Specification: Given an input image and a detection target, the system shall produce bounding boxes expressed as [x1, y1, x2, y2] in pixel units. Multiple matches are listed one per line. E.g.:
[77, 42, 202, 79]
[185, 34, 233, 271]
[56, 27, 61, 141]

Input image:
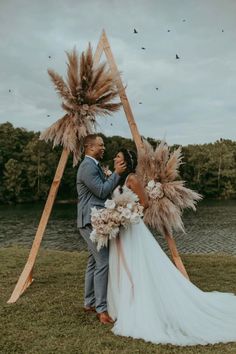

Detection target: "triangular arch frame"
[7, 30, 188, 304]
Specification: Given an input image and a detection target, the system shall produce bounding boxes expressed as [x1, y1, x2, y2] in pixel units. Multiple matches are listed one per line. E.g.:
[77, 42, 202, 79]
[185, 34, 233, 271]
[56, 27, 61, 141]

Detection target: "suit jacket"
[76, 156, 120, 228]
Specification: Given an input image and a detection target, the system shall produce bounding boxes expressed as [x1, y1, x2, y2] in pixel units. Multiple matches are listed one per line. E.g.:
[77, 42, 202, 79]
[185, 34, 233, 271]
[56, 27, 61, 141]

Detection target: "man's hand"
[114, 160, 127, 175]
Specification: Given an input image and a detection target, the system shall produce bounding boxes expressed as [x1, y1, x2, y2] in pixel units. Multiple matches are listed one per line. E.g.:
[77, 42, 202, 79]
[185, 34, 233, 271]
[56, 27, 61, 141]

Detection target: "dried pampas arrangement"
[40, 44, 121, 166]
[136, 140, 202, 237]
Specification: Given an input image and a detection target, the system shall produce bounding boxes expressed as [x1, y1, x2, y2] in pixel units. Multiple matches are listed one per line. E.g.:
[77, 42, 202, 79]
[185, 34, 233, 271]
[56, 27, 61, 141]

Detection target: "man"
[77, 134, 126, 324]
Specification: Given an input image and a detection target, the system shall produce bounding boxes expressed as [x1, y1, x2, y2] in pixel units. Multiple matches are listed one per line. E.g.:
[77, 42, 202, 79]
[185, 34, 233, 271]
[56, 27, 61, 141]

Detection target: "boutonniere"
[102, 165, 112, 178]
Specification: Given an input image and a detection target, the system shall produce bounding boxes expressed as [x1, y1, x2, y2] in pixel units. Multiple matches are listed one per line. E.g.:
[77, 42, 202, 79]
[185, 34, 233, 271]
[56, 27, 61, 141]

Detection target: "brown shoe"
[96, 311, 114, 324]
[84, 306, 96, 313]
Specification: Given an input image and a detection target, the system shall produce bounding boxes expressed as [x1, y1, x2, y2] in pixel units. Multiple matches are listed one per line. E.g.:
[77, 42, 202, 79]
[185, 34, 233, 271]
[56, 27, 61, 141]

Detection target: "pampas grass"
[40, 44, 121, 166]
[136, 140, 202, 237]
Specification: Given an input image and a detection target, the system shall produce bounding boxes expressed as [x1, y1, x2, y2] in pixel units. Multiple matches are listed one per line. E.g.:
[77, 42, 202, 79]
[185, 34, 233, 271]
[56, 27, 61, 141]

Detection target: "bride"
[107, 148, 236, 346]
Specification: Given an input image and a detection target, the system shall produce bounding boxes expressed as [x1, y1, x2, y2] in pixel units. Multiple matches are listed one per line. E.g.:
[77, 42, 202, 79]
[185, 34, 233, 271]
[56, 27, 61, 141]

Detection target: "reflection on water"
[0, 200, 236, 254]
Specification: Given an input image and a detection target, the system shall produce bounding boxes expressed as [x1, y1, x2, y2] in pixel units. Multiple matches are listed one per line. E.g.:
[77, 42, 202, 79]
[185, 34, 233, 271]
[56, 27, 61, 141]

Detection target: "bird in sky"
[139, 102, 142, 104]
[176, 54, 180, 59]
[134, 28, 138, 34]
[141, 47, 146, 50]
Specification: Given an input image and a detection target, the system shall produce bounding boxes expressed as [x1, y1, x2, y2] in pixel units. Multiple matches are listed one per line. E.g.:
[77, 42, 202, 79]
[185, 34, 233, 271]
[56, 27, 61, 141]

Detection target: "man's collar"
[85, 155, 99, 165]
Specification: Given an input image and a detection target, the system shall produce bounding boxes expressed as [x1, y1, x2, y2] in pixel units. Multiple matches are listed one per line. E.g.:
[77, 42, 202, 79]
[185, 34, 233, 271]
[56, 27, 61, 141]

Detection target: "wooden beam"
[101, 30, 143, 149]
[165, 232, 189, 280]
[101, 30, 189, 280]
[93, 30, 105, 65]
[7, 149, 69, 303]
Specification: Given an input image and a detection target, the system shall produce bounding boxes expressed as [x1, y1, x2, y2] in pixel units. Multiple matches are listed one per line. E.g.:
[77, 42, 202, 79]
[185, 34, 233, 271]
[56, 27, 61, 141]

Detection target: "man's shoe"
[84, 306, 96, 313]
[96, 311, 114, 324]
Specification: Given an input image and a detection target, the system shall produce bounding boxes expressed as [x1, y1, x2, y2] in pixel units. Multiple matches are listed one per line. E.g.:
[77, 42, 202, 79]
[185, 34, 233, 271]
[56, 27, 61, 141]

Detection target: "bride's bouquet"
[90, 188, 144, 251]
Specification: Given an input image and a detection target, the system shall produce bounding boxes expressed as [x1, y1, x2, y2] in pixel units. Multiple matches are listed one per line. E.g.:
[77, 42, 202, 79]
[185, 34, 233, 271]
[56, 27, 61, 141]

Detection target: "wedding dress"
[107, 186, 236, 346]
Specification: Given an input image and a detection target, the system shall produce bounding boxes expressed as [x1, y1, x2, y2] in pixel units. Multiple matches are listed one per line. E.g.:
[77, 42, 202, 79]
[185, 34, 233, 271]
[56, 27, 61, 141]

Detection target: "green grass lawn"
[0, 247, 236, 354]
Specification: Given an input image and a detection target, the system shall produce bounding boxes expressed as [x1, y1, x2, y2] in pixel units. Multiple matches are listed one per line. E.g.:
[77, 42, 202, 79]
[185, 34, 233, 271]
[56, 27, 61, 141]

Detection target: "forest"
[0, 122, 236, 203]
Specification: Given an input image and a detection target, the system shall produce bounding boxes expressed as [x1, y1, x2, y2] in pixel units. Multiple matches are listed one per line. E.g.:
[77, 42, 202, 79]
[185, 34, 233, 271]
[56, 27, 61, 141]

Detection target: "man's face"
[91, 137, 105, 160]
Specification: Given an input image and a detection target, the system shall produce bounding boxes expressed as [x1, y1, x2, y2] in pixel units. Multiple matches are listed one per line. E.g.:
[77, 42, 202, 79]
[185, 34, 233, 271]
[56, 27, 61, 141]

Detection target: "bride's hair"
[118, 149, 137, 193]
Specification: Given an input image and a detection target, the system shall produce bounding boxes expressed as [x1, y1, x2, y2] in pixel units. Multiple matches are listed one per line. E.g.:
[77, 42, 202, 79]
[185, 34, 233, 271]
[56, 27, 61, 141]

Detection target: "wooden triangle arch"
[7, 30, 189, 304]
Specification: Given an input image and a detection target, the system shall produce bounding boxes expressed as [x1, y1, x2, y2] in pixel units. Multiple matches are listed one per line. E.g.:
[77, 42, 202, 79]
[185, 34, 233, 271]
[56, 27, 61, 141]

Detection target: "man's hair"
[83, 134, 99, 149]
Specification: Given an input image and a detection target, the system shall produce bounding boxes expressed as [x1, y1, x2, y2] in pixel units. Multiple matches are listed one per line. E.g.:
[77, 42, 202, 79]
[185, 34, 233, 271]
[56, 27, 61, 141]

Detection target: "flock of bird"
[7, 24, 226, 120]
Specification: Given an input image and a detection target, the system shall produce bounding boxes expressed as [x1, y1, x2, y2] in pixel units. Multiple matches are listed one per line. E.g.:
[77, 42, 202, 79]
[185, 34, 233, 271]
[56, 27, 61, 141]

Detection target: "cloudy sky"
[0, 0, 235, 146]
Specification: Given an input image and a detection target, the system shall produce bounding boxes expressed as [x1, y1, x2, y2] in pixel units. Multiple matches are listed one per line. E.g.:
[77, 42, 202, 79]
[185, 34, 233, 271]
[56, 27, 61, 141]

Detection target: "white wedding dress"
[107, 186, 236, 346]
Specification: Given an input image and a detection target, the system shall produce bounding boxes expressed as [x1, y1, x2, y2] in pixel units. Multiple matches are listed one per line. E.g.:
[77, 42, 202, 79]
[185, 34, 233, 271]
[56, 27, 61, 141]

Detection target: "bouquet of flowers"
[136, 140, 202, 236]
[90, 188, 144, 251]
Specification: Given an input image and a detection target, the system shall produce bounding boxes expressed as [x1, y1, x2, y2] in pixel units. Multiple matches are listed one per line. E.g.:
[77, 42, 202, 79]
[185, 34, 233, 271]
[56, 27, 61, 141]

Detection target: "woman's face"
[114, 152, 125, 166]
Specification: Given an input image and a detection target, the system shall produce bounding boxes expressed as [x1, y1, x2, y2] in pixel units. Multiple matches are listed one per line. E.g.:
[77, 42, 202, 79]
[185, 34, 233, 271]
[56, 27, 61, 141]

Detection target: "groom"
[77, 134, 126, 324]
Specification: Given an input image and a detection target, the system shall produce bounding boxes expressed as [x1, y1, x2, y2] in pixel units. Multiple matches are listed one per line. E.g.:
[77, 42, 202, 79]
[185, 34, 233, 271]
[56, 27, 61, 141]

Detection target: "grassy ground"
[0, 247, 236, 354]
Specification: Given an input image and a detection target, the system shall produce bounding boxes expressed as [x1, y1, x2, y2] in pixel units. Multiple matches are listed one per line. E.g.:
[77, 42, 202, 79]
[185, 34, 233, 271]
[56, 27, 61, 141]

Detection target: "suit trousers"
[79, 224, 109, 313]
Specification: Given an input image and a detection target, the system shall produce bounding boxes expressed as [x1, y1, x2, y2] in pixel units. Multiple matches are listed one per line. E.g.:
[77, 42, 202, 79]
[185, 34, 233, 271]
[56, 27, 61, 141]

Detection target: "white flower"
[130, 213, 140, 224]
[147, 180, 155, 189]
[137, 205, 144, 214]
[105, 199, 116, 209]
[121, 208, 132, 219]
[97, 225, 105, 233]
[91, 215, 98, 222]
[126, 202, 133, 210]
[117, 206, 124, 213]
[149, 190, 158, 199]
[90, 230, 97, 242]
[101, 212, 108, 221]
[110, 227, 120, 238]
[91, 207, 99, 215]
[154, 184, 164, 198]
[146, 180, 164, 199]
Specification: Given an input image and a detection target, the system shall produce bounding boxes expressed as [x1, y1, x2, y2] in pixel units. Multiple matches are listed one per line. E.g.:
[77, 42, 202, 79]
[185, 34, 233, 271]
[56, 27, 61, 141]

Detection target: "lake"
[0, 200, 236, 254]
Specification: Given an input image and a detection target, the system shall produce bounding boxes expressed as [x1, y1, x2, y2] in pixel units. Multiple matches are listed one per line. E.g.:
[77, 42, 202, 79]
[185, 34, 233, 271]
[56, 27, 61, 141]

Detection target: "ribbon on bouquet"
[115, 233, 134, 300]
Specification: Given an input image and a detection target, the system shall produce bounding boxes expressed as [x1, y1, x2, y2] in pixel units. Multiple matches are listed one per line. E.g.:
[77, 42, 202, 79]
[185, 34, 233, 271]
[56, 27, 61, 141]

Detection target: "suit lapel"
[85, 156, 105, 181]
[97, 163, 106, 181]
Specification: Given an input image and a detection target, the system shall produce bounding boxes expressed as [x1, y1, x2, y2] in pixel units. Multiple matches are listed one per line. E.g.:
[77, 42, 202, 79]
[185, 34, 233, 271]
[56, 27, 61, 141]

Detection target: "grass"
[0, 247, 236, 354]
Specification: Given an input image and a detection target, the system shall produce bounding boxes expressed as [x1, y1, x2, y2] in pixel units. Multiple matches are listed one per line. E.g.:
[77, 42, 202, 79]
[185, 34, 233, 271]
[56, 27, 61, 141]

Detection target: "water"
[0, 200, 236, 254]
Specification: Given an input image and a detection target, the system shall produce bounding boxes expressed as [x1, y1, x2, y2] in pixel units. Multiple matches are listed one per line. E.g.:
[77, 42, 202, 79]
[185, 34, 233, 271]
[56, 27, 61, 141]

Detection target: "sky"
[0, 0, 235, 146]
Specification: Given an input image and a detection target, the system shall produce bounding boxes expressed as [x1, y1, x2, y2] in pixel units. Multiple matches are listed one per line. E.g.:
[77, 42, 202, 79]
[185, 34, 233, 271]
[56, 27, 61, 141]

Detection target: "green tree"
[3, 159, 24, 202]
[23, 135, 61, 201]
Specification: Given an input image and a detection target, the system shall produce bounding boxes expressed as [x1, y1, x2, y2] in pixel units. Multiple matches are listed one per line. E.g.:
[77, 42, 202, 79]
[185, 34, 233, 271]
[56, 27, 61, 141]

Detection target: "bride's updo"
[118, 149, 137, 193]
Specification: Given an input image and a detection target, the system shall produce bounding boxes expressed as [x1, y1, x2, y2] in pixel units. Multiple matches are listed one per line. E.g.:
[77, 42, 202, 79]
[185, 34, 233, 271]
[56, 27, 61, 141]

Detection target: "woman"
[107, 149, 236, 346]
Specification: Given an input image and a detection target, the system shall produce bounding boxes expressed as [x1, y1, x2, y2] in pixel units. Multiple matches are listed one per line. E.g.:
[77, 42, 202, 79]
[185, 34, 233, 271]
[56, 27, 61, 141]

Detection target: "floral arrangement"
[90, 188, 144, 250]
[136, 140, 202, 237]
[40, 44, 121, 166]
[146, 180, 164, 200]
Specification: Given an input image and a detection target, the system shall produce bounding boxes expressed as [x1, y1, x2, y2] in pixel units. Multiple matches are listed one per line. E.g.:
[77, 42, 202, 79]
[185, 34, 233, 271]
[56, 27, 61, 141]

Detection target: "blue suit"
[76, 156, 120, 312]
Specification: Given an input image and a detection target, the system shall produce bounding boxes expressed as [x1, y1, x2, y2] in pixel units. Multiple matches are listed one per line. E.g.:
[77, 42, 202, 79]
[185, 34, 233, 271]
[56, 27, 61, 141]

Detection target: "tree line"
[0, 122, 236, 203]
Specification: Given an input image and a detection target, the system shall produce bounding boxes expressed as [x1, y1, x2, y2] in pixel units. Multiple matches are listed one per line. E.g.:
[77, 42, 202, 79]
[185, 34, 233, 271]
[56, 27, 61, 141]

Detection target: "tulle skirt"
[107, 221, 236, 346]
